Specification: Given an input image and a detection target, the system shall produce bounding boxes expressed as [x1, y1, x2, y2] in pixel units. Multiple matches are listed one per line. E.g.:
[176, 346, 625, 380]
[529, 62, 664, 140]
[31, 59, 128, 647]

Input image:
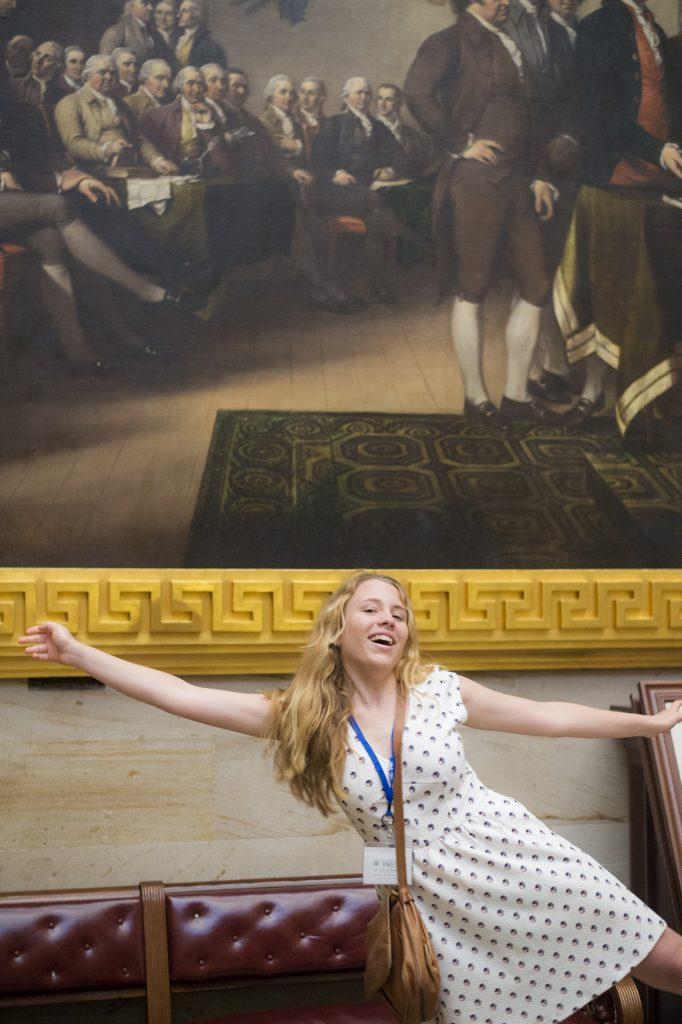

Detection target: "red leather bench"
[0, 883, 148, 1004]
[0, 875, 642, 1024]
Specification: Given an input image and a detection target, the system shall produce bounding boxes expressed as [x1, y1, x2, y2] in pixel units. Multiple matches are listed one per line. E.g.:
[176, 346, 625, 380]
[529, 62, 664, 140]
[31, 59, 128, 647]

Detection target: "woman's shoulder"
[412, 665, 463, 700]
[410, 665, 467, 722]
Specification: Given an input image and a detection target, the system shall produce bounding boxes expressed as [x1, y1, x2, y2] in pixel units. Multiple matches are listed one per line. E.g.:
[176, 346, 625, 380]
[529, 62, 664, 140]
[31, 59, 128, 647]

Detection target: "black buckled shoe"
[67, 358, 111, 377]
[562, 394, 605, 431]
[310, 293, 366, 315]
[153, 286, 204, 314]
[500, 395, 563, 425]
[464, 399, 510, 432]
[528, 370, 581, 405]
[122, 343, 159, 359]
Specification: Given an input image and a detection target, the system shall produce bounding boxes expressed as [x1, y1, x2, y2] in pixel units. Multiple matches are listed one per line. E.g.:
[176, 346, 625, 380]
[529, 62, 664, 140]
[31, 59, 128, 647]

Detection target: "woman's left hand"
[650, 698, 682, 735]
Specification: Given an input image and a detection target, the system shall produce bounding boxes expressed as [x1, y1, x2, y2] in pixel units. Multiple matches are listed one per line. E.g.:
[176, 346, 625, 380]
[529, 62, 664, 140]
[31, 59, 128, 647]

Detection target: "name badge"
[363, 845, 413, 885]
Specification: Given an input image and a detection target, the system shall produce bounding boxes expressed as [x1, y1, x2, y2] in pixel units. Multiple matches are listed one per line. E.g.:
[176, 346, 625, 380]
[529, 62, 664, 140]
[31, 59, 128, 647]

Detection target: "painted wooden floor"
[0, 266, 512, 567]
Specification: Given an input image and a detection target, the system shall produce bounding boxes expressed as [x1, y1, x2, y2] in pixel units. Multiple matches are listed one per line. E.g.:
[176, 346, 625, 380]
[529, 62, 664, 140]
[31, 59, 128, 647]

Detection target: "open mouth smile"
[368, 633, 395, 647]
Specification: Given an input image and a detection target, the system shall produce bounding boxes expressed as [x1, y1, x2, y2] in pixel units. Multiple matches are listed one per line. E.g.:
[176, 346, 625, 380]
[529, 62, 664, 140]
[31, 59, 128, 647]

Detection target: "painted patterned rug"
[186, 411, 646, 569]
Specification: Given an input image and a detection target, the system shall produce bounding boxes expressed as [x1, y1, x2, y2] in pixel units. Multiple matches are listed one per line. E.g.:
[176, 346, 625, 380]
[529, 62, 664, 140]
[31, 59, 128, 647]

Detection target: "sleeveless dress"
[337, 667, 667, 1024]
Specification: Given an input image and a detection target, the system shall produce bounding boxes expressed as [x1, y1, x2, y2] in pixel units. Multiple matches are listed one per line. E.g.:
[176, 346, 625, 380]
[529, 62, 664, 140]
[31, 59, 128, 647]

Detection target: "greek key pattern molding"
[1, 569, 681, 677]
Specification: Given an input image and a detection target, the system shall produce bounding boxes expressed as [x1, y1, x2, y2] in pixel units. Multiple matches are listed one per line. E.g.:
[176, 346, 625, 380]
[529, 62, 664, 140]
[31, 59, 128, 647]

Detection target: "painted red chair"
[0, 242, 37, 345]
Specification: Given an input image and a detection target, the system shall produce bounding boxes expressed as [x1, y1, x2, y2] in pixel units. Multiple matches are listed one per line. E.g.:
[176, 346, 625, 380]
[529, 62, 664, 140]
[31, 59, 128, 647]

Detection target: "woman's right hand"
[19, 622, 81, 665]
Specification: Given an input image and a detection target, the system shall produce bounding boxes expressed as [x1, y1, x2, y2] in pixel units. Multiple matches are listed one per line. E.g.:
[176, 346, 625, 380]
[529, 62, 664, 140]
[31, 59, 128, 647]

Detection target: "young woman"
[20, 571, 682, 1024]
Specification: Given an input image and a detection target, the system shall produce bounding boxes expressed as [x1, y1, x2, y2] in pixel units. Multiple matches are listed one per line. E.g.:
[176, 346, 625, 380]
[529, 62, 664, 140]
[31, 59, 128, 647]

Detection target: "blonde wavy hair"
[266, 571, 429, 816]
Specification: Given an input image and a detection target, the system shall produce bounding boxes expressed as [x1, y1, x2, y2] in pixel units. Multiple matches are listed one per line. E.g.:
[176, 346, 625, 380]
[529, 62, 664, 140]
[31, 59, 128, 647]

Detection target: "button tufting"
[334, 946, 342, 954]
[333, 904, 340, 911]
[13, 950, 20, 958]
[84, 943, 91, 950]
[198, 958, 206, 967]
[232, 935, 239, 942]
[266, 953, 273, 961]
[122, 967, 129, 975]
[49, 970, 57, 978]
[300, 930, 306, 938]
[48, 921, 56, 929]
[194, 911, 201, 918]
[117, 918, 124, 925]
[264, 907, 271, 915]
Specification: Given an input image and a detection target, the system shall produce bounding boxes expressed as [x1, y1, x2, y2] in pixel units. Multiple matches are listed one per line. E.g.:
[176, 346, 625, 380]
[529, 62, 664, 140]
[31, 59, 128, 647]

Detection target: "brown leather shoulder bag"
[363, 688, 441, 1023]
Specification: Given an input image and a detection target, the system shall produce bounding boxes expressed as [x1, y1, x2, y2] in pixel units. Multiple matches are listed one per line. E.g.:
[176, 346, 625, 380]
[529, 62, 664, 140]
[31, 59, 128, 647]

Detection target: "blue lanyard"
[349, 716, 395, 822]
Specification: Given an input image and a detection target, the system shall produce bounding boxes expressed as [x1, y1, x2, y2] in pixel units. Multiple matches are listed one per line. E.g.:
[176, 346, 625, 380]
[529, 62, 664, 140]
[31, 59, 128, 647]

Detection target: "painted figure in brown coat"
[405, 0, 559, 428]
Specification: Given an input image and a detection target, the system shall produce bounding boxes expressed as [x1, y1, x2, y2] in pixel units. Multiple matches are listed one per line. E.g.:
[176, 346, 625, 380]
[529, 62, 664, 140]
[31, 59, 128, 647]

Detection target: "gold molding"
[1, 569, 682, 677]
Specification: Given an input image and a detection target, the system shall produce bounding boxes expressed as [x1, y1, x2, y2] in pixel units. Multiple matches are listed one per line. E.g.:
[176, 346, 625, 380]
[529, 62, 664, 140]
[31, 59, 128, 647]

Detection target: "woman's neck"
[344, 665, 397, 713]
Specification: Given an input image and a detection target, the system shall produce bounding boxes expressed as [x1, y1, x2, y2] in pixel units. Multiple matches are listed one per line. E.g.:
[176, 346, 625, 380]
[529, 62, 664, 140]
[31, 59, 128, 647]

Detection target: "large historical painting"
[0, 0, 680, 571]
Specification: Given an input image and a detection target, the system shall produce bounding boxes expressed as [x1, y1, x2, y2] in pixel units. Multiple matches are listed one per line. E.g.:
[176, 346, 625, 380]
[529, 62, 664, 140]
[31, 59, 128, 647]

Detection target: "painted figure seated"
[111, 46, 139, 100]
[309, 76, 425, 302]
[260, 73, 310, 181]
[11, 40, 63, 109]
[55, 45, 85, 99]
[124, 58, 173, 122]
[4, 33, 32, 80]
[141, 64, 229, 176]
[54, 54, 174, 176]
[294, 76, 327, 160]
[374, 82, 435, 178]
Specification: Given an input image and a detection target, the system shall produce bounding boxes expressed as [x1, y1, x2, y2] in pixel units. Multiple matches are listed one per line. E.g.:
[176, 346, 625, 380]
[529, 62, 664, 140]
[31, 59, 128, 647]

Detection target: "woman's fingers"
[18, 629, 51, 643]
[23, 643, 48, 654]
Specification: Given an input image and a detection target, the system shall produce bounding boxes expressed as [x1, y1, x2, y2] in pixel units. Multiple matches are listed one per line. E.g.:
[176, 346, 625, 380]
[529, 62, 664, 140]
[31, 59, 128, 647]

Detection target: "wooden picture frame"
[634, 680, 682, 926]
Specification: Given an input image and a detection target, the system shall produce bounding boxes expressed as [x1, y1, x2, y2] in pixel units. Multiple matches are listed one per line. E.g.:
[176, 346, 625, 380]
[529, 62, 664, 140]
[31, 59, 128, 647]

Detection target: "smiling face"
[337, 578, 409, 678]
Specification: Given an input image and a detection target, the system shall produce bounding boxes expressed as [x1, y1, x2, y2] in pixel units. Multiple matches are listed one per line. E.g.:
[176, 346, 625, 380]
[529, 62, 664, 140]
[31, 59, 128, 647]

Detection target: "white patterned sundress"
[337, 667, 667, 1024]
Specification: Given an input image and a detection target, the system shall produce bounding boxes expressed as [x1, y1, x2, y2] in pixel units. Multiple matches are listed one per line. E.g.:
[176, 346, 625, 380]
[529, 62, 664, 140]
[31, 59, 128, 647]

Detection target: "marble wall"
[2, 667, 681, 893]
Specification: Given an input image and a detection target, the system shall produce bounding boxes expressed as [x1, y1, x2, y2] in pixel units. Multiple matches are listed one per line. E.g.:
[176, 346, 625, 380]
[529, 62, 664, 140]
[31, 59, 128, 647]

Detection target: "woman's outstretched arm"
[459, 675, 682, 740]
[19, 622, 274, 738]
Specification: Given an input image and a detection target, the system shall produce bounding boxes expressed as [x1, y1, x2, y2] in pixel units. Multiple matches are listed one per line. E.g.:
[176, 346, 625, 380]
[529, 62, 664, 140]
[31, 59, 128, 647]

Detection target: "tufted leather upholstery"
[0, 892, 145, 995]
[166, 882, 378, 984]
[0, 878, 619, 1024]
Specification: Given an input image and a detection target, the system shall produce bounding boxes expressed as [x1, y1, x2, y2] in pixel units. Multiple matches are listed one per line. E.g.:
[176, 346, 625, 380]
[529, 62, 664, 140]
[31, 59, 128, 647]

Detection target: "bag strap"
[391, 687, 409, 889]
